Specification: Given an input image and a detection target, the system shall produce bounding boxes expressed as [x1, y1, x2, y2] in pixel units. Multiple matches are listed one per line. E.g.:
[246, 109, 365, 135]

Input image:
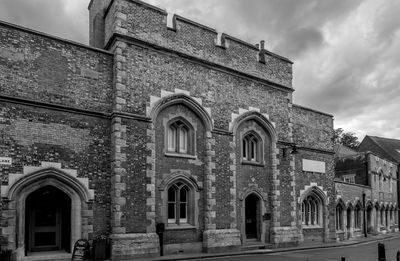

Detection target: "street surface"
[191, 237, 400, 261]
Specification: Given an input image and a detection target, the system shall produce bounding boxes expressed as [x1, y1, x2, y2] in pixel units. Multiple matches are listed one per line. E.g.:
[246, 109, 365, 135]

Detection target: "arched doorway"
[2, 167, 94, 259]
[245, 194, 261, 241]
[25, 186, 71, 254]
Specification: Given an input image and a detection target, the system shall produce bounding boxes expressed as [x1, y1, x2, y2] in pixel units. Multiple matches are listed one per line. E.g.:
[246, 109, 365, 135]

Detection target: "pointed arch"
[1, 167, 93, 256]
[346, 201, 354, 210]
[231, 111, 277, 143]
[299, 185, 328, 206]
[239, 187, 268, 202]
[158, 171, 201, 227]
[4, 168, 93, 202]
[150, 93, 213, 131]
[336, 198, 346, 209]
[355, 200, 363, 209]
[299, 186, 326, 227]
[158, 171, 201, 192]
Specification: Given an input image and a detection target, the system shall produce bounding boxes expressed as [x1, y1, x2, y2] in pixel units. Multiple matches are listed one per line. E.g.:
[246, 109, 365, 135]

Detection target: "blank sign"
[302, 159, 326, 173]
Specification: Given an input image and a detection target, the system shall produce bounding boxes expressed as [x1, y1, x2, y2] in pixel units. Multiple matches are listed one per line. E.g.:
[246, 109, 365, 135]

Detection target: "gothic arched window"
[242, 132, 262, 163]
[166, 119, 194, 155]
[168, 182, 190, 225]
[301, 195, 321, 226]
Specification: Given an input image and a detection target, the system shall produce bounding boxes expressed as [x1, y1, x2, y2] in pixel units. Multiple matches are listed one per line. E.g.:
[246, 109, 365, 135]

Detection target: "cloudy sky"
[1, 0, 400, 141]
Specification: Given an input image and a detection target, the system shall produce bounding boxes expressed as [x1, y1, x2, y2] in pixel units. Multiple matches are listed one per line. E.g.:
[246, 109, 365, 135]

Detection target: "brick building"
[0, 0, 337, 260]
[335, 145, 398, 241]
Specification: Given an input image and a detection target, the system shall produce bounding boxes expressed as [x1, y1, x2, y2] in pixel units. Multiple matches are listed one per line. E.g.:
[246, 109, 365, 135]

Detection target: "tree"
[333, 128, 360, 149]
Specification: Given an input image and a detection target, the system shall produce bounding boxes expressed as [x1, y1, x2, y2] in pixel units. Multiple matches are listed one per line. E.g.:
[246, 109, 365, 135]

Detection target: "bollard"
[397, 250, 400, 261]
[378, 243, 386, 261]
[156, 223, 165, 256]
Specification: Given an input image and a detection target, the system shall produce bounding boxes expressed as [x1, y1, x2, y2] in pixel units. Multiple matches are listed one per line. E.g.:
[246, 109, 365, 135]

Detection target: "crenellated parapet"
[98, 0, 293, 88]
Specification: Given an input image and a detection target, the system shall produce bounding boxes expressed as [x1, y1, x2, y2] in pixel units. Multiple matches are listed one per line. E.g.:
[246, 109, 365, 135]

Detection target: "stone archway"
[239, 191, 267, 245]
[1, 164, 94, 260]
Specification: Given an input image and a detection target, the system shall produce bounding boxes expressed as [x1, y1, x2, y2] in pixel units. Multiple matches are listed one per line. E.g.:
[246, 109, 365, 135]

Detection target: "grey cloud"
[275, 27, 324, 58]
[0, 0, 88, 43]
[374, 0, 400, 44]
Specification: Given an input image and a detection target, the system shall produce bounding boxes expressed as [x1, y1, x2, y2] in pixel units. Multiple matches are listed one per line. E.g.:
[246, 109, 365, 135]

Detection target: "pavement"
[135, 233, 400, 261]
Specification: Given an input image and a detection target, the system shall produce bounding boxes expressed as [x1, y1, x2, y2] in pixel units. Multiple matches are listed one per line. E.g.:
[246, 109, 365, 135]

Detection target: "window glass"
[168, 126, 176, 151]
[242, 139, 247, 159]
[179, 127, 188, 153]
[168, 187, 176, 222]
[242, 132, 261, 163]
[167, 183, 191, 225]
[166, 120, 193, 155]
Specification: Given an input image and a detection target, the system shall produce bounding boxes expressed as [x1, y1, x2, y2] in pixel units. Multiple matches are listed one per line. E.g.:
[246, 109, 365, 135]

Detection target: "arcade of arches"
[335, 200, 398, 239]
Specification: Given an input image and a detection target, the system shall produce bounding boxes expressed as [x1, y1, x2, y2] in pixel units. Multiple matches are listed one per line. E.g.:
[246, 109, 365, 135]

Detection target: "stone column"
[376, 209, 381, 234]
[203, 132, 241, 253]
[347, 210, 354, 238]
[109, 39, 158, 259]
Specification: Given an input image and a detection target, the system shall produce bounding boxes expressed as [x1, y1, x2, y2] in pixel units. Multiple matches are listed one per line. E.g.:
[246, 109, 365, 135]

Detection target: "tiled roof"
[367, 135, 400, 163]
[334, 144, 359, 157]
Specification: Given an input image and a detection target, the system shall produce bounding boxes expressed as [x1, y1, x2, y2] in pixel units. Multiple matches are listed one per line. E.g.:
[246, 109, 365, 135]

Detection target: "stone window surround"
[298, 184, 328, 232]
[163, 112, 198, 159]
[301, 195, 322, 227]
[158, 171, 201, 229]
[241, 130, 263, 164]
[238, 123, 267, 166]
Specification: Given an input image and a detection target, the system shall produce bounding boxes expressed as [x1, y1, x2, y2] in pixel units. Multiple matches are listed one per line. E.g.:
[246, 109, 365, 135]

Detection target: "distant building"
[335, 145, 398, 240]
[358, 135, 400, 228]
[0, 0, 345, 260]
[358, 135, 400, 163]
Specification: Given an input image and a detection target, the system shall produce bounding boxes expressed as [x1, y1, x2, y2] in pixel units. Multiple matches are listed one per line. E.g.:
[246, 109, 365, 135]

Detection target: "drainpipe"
[363, 156, 368, 237]
[363, 191, 367, 237]
[397, 167, 400, 226]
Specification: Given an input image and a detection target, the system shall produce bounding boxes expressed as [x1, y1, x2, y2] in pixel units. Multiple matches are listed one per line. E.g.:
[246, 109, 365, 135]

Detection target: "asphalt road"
[191, 237, 400, 261]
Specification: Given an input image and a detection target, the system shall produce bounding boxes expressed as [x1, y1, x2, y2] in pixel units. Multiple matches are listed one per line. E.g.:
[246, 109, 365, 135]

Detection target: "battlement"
[93, 0, 293, 88]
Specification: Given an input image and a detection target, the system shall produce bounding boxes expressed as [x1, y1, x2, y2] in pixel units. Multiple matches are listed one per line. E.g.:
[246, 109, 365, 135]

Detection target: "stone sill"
[164, 152, 197, 159]
[302, 225, 323, 229]
[241, 160, 264, 167]
[166, 224, 197, 230]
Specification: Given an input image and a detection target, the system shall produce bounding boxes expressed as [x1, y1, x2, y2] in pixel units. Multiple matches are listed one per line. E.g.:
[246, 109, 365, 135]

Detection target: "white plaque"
[302, 159, 325, 173]
[0, 157, 12, 165]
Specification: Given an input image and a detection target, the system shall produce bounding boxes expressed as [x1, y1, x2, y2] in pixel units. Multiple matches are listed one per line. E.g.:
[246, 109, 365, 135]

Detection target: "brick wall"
[335, 182, 371, 204]
[295, 150, 335, 231]
[102, 0, 292, 88]
[0, 22, 113, 113]
[292, 105, 333, 151]
[0, 102, 111, 236]
[121, 44, 292, 138]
